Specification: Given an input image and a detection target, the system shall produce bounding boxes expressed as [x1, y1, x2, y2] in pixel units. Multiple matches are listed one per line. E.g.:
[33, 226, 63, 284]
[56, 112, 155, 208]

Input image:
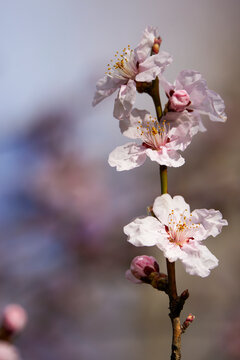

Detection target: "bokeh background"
[0, 0, 239, 359]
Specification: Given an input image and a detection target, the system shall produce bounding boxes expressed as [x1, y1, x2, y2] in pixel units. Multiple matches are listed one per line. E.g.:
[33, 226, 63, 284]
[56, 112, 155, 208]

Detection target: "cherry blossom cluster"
[93, 26, 228, 278]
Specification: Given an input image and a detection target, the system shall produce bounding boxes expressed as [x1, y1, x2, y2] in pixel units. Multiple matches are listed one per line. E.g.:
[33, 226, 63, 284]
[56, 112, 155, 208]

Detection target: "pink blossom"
[124, 194, 228, 277]
[2, 305, 27, 334]
[108, 109, 193, 171]
[92, 27, 172, 117]
[160, 70, 227, 132]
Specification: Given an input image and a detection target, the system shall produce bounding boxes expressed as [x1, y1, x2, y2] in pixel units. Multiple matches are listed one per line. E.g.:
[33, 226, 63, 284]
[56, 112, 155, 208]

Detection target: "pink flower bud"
[2, 305, 27, 334]
[186, 313, 195, 322]
[130, 255, 159, 280]
[152, 37, 162, 54]
[0, 341, 20, 360]
[169, 90, 191, 112]
[181, 313, 195, 333]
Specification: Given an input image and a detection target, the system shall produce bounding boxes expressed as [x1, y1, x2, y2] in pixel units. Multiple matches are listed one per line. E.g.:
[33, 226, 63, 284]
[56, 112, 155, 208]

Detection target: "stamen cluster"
[137, 118, 169, 150]
[105, 45, 137, 80]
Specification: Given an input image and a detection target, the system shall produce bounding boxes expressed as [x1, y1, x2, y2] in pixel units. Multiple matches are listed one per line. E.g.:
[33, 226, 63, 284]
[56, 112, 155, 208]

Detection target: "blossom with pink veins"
[92, 26, 172, 116]
[160, 70, 227, 132]
[108, 109, 194, 171]
[124, 194, 228, 277]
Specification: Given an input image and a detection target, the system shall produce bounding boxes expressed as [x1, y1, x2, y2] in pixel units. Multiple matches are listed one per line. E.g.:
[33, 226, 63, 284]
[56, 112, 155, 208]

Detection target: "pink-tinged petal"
[204, 90, 227, 122]
[119, 108, 150, 139]
[124, 216, 166, 247]
[191, 208, 228, 239]
[159, 75, 173, 93]
[167, 122, 193, 151]
[164, 111, 204, 136]
[136, 51, 172, 82]
[175, 70, 207, 94]
[92, 75, 125, 106]
[181, 243, 218, 277]
[113, 80, 136, 120]
[135, 26, 157, 63]
[125, 269, 143, 284]
[108, 142, 147, 171]
[145, 147, 185, 167]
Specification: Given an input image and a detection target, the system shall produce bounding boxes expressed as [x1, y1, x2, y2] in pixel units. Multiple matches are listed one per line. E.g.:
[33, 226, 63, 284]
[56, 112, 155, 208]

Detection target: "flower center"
[165, 209, 200, 247]
[105, 45, 138, 80]
[137, 117, 170, 150]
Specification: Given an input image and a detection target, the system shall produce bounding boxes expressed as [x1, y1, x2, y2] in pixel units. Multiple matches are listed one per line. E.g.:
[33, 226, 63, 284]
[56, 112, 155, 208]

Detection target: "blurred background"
[0, 0, 239, 359]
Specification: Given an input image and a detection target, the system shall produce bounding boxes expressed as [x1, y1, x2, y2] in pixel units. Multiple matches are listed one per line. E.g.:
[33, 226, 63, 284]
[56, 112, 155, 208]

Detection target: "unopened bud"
[152, 37, 162, 54]
[186, 314, 195, 322]
[181, 313, 195, 333]
[128, 255, 159, 281]
[0, 341, 20, 360]
[2, 305, 27, 334]
[169, 89, 191, 112]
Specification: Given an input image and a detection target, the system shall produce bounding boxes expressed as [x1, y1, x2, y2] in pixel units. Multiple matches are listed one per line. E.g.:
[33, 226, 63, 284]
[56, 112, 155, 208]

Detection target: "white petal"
[181, 243, 218, 277]
[153, 194, 175, 224]
[119, 108, 150, 139]
[191, 208, 228, 238]
[145, 147, 185, 167]
[156, 240, 185, 262]
[136, 51, 172, 82]
[124, 216, 166, 247]
[108, 142, 147, 171]
[135, 26, 157, 63]
[113, 80, 136, 120]
[153, 194, 190, 224]
[92, 75, 124, 106]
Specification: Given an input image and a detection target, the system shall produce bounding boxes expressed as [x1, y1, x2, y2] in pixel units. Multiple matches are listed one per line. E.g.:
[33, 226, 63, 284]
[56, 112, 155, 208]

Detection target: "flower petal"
[159, 75, 173, 94]
[145, 147, 185, 167]
[119, 108, 150, 139]
[108, 142, 147, 171]
[153, 194, 176, 224]
[136, 51, 172, 82]
[200, 90, 227, 122]
[124, 216, 166, 247]
[92, 75, 124, 106]
[191, 208, 228, 238]
[135, 26, 157, 63]
[113, 80, 136, 120]
[181, 242, 218, 277]
[153, 194, 190, 224]
[156, 240, 185, 262]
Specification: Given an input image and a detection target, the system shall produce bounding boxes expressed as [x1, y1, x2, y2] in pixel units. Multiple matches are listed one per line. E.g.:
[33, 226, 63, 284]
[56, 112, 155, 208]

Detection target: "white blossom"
[124, 194, 228, 277]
